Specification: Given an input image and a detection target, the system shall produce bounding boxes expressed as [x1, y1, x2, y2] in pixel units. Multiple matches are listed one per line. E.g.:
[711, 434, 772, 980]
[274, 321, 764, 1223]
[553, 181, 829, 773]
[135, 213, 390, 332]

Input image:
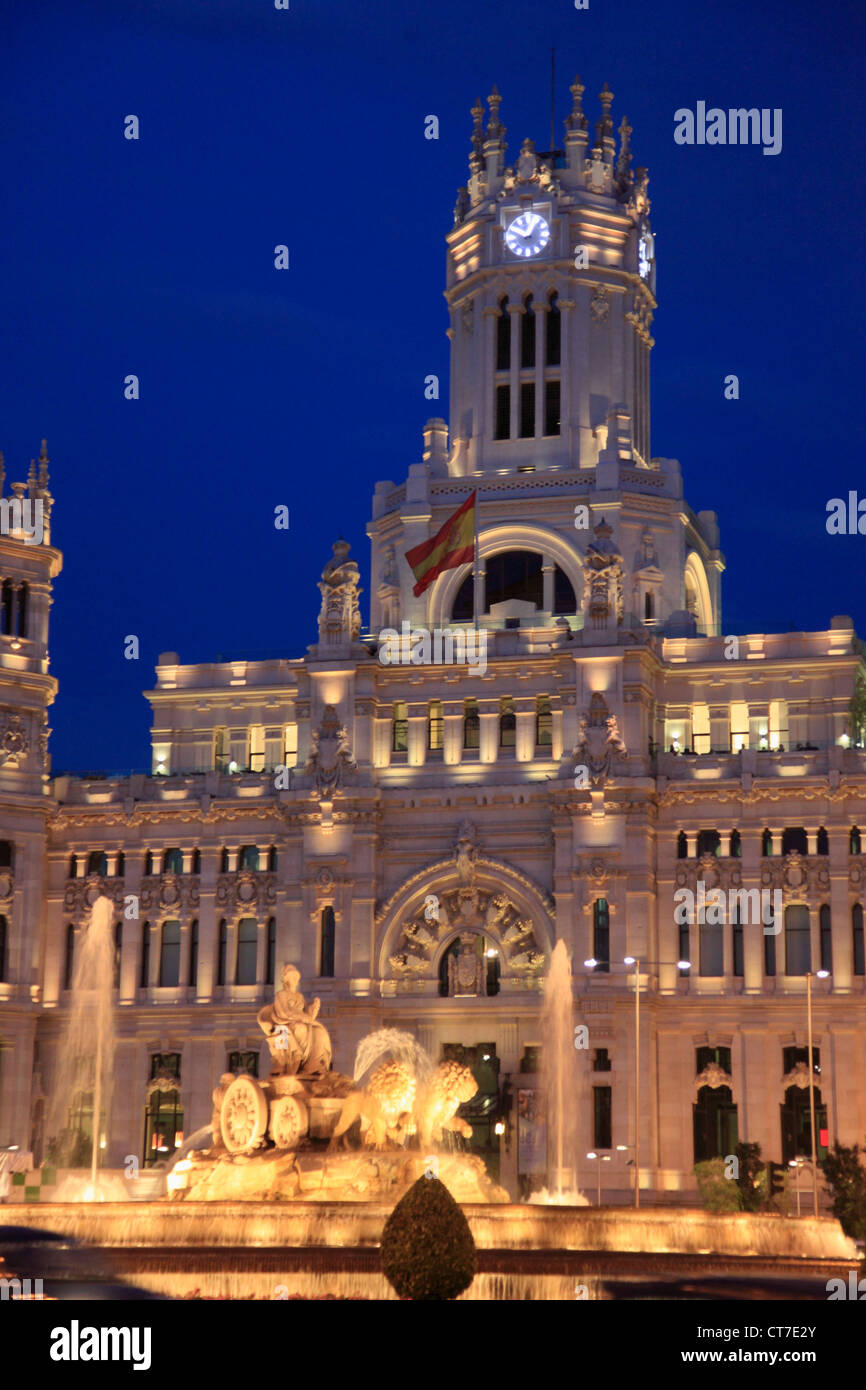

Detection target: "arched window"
[15, 582, 27, 638]
[463, 698, 480, 750]
[0, 914, 7, 982]
[239, 845, 259, 872]
[428, 700, 444, 752]
[521, 294, 535, 369]
[1, 580, 12, 634]
[781, 1083, 827, 1164]
[139, 921, 150, 988]
[188, 918, 199, 990]
[392, 702, 408, 753]
[850, 826, 862, 856]
[499, 697, 516, 749]
[163, 847, 183, 875]
[0, 840, 14, 870]
[143, 850, 154, 876]
[438, 935, 499, 996]
[64, 924, 76, 989]
[236, 918, 257, 985]
[266, 917, 276, 986]
[781, 827, 808, 856]
[697, 829, 721, 858]
[694, 1084, 738, 1163]
[217, 919, 227, 986]
[114, 920, 122, 988]
[784, 904, 811, 975]
[553, 567, 577, 615]
[159, 920, 181, 987]
[676, 832, 688, 860]
[729, 829, 742, 859]
[87, 850, 107, 876]
[116, 851, 125, 878]
[144, 1086, 183, 1167]
[320, 906, 335, 978]
[545, 291, 560, 366]
[761, 828, 773, 857]
[495, 295, 510, 371]
[536, 695, 552, 748]
[817, 827, 829, 856]
[485, 550, 543, 610]
[593, 899, 610, 973]
[191, 848, 201, 875]
[68, 853, 78, 879]
[853, 904, 865, 977]
[820, 904, 832, 975]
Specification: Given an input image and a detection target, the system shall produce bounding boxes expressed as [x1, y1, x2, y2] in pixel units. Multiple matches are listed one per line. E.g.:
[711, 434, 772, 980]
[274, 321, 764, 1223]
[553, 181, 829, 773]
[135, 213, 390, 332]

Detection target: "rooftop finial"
[27, 457, 37, 493]
[567, 74, 587, 133]
[594, 81, 615, 154]
[38, 438, 50, 490]
[469, 96, 485, 172]
[616, 114, 634, 192]
[486, 84, 503, 140]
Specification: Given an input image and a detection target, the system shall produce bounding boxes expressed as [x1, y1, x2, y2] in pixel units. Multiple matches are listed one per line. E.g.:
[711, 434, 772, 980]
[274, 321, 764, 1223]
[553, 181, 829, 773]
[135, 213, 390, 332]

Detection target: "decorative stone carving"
[0, 710, 29, 765]
[448, 933, 486, 996]
[590, 285, 610, 322]
[455, 818, 478, 885]
[695, 1061, 733, 1092]
[782, 1061, 813, 1091]
[574, 692, 628, 786]
[317, 539, 362, 645]
[305, 705, 356, 807]
[581, 518, 624, 627]
[257, 963, 332, 1076]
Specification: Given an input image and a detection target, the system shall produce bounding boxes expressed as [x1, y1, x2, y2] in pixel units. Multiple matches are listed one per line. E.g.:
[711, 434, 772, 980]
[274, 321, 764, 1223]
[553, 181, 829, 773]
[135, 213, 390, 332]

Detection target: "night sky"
[2, 0, 864, 772]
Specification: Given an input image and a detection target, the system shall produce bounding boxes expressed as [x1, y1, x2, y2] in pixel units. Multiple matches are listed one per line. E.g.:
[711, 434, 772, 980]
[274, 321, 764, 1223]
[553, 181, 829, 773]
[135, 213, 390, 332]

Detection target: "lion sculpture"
[331, 1058, 478, 1152]
[415, 1061, 478, 1149]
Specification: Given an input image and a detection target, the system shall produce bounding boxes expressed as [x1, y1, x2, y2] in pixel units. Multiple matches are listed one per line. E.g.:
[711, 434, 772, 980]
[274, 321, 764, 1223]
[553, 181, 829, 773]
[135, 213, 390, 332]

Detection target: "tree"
[821, 1141, 866, 1243]
[380, 1175, 477, 1300]
[734, 1142, 768, 1212]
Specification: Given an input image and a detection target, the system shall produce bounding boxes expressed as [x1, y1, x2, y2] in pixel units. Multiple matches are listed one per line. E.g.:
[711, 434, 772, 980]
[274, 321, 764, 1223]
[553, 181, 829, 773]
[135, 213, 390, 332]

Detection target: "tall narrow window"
[214, 727, 227, 772]
[519, 381, 535, 438]
[729, 829, 742, 859]
[267, 846, 277, 872]
[163, 847, 183, 875]
[819, 904, 832, 975]
[159, 920, 181, 987]
[464, 698, 480, 750]
[283, 723, 298, 768]
[730, 702, 750, 752]
[114, 920, 122, 988]
[544, 380, 561, 436]
[691, 703, 710, 755]
[144, 849, 154, 876]
[697, 829, 721, 858]
[817, 827, 829, 856]
[68, 853, 77, 878]
[266, 917, 276, 986]
[428, 699, 444, 751]
[679, 920, 691, 974]
[853, 904, 865, 976]
[850, 826, 862, 856]
[116, 851, 125, 877]
[139, 921, 150, 988]
[320, 906, 335, 978]
[699, 915, 724, 976]
[0, 914, 6, 982]
[392, 702, 408, 753]
[732, 904, 744, 977]
[239, 845, 259, 871]
[217, 919, 227, 986]
[593, 1086, 612, 1150]
[764, 914, 776, 977]
[248, 724, 265, 772]
[87, 850, 108, 876]
[761, 828, 773, 858]
[495, 297, 510, 370]
[64, 923, 75, 989]
[236, 918, 258, 985]
[191, 848, 200, 874]
[219, 848, 229, 873]
[499, 697, 516, 749]
[494, 384, 510, 440]
[536, 694, 552, 747]
[644, 591, 655, 623]
[593, 899, 610, 973]
[0, 580, 12, 634]
[188, 918, 198, 990]
[545, 292, 560, 366]
[520, 295, 535, 369]
[677, 832, 688, 860]
[15, 582, 27, 638]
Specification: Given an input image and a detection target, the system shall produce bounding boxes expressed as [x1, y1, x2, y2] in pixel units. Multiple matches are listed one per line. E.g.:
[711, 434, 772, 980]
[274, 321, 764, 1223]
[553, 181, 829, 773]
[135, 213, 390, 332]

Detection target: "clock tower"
[446, 79, 655, 476]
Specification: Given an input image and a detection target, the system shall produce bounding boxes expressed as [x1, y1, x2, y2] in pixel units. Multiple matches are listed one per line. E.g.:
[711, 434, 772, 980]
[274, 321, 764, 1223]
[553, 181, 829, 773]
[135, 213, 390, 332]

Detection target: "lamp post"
[806, 969, 829, 1218]
[586, 1151, 611, 1207]
[585, 955, 691, 1208]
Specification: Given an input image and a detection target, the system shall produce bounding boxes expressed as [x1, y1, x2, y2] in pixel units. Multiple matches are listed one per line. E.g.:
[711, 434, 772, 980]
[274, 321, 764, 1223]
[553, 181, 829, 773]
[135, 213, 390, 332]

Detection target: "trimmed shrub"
[380, 1175, 476, 1300]
[693, 1158, 741, 1213]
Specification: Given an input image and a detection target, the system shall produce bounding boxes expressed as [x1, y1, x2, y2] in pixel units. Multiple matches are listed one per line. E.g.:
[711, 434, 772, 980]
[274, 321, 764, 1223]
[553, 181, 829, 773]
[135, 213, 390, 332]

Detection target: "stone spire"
[486, 84, 503, 140]
[566, 74, 588, 134]
[616, 115, 634, 194]
[483, 84, 507, 178]
[27, 457, 37, 494]
[37, 438, 50, 490]
[469, 96, 485, 175]
[593, 82, 616, 161]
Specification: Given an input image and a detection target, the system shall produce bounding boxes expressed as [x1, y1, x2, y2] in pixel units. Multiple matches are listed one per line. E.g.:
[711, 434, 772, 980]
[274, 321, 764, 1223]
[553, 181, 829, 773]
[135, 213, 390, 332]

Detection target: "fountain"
[46, 894, 119, 1201]
[531, 939, 588, 1205]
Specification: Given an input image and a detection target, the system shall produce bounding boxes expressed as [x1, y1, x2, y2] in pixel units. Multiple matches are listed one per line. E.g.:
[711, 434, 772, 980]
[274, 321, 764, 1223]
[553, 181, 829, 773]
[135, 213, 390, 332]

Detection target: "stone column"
[479, 711, 498, 763]
[542, 559, 555, 616]
[508, 303, 523, 440]
[533, 303, 547, 438]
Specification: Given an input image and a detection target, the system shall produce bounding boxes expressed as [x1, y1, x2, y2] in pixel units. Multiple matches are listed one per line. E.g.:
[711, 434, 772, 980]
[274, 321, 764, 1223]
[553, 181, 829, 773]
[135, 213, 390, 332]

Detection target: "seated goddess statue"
[257, 963, 333, 1076]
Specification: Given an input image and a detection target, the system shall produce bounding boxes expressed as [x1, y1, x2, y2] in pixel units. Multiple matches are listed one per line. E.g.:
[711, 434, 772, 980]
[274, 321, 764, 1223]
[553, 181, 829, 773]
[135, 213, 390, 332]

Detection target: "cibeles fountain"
[169, 964, 505, 1205]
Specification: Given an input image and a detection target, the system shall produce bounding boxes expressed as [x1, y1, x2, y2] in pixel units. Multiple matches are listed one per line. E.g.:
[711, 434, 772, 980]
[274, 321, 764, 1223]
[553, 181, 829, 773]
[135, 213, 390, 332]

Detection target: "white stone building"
[1, 82, 864, 1203]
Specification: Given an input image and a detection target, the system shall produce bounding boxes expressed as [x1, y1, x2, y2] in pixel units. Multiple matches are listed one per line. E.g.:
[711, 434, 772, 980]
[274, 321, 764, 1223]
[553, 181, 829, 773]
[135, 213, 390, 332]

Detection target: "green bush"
[693, 1158, 742, 1213]
[821, 1141, 866, 1242]
[380, 1175, 477, 1300]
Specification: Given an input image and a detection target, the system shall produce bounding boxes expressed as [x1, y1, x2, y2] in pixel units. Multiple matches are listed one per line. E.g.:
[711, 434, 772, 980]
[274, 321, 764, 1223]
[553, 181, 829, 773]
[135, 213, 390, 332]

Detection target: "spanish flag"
[404, 490, 476, 598]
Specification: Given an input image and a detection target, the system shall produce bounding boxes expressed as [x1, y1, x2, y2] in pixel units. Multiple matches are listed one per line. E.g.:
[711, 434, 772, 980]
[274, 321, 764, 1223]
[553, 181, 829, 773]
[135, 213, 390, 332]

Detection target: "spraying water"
[353, 1029, 432, 1084]
[539, 940, 584, 1202]
[47, 894, 116, 1194]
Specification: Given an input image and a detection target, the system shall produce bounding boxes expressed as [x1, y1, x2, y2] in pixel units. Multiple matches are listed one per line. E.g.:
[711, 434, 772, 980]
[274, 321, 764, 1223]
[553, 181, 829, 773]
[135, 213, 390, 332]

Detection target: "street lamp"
[587, 955, 690, 1208]
[806, 969, 829, 1217]
[586, 1150, 611, 1207]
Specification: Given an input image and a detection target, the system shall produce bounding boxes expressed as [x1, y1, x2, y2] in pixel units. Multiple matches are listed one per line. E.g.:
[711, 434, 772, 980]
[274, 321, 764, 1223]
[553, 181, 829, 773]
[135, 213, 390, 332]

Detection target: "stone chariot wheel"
[220, 1074, 269, 1154]
[269, 1094, 308, 1150]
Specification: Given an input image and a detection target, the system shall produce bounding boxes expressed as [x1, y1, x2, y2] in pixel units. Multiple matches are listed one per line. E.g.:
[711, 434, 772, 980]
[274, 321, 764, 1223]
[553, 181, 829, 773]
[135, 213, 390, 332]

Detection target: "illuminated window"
[536, 695, 552, 747]
[392, 702, 408, 753]
[248, 724, 265, 772]
[283, 723, 298, 768]
[463, 699, 480, 750]
[499, 697, 516, 748]
[593, 899, 610, 972]
[214, 727, 228, 772]
[428, 700, 444, 751]
[730, 702, 749, 752]
[691, 703, 710, 755]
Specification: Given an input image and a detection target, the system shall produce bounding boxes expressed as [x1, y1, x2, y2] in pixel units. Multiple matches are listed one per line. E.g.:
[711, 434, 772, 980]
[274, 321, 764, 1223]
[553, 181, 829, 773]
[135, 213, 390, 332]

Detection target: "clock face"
[505, 211, 550, 259]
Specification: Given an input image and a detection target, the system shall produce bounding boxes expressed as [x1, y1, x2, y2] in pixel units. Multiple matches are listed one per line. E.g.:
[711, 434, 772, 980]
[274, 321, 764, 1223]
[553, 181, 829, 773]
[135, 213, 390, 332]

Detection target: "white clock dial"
[505, 211, 550, 259]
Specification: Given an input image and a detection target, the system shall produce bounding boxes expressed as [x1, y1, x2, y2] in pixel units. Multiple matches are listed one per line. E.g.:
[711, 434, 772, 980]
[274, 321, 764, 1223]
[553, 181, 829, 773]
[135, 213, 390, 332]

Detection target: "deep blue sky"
[2, 0, 864, 771]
